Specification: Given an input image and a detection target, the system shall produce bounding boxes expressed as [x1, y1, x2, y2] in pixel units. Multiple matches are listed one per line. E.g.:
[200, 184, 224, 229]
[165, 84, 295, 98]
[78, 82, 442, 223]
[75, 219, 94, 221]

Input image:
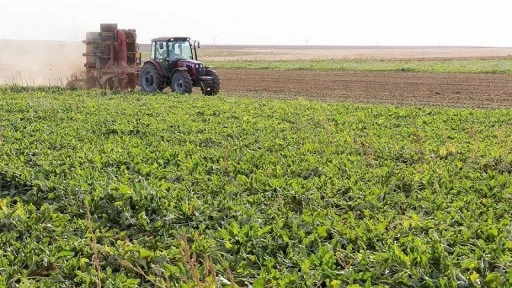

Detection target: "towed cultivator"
[67, 24, 140, 90]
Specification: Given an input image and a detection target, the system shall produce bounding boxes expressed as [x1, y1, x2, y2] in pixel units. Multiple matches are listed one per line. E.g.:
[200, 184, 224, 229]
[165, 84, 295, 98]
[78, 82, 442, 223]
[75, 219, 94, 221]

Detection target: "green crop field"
[206, 59, 512, 74]
[1, 87, 512, 287]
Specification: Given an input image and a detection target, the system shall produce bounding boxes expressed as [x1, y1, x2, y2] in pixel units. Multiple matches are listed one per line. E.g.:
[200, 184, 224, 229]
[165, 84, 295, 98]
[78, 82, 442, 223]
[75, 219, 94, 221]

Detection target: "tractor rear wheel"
[140, 64, 164, 93]
[203, 69, 220, 96]
[171, 71, 193, 94]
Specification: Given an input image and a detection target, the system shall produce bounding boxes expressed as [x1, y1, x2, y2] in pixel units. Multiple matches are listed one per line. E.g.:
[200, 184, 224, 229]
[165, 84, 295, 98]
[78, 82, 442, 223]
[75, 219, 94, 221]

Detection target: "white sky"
[2, 0, 512, 46]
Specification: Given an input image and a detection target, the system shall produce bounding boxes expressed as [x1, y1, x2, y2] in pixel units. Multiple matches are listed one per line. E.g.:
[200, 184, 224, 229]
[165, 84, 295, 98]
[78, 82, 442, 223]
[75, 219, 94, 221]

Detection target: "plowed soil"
[218, 69, 512, 108]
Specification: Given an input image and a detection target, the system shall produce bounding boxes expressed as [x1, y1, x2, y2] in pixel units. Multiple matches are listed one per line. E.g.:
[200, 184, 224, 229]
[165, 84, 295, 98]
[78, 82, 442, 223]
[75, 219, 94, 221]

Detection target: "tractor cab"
[140, 37, 220, 95]
[152, 37, 196, 71]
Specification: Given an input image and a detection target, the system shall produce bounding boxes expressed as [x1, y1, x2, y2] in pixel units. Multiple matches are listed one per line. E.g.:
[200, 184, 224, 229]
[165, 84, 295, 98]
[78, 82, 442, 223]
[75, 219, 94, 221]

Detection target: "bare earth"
[218, 69, 512, 108]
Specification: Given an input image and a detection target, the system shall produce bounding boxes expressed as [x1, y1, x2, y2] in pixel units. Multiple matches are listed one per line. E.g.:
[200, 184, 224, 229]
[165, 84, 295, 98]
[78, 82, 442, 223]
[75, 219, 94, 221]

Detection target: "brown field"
[2, 40, 512, 108]
[218, 69, 512, 108]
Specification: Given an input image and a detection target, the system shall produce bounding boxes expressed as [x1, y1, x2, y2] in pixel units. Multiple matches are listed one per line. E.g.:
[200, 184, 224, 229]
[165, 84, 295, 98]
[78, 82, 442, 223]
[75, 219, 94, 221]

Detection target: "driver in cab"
[169, 45, 183, 60]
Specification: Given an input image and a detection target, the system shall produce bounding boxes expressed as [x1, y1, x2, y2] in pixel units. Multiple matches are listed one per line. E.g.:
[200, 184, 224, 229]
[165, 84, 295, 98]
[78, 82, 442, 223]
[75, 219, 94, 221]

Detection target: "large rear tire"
[171, 70, 193, 94]
[140, 64, 164, 93]
[203, 69, 220, 96]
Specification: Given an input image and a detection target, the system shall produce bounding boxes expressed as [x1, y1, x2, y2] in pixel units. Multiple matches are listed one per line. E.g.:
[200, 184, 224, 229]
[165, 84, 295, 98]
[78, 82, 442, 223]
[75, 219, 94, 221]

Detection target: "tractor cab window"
[155, 42, 167, 60]
[169, 40, 193, 60]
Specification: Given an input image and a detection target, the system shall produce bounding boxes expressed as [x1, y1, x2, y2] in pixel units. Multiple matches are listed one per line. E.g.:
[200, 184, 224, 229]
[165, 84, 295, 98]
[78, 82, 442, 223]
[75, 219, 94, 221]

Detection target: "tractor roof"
[151, 37, 190, 42]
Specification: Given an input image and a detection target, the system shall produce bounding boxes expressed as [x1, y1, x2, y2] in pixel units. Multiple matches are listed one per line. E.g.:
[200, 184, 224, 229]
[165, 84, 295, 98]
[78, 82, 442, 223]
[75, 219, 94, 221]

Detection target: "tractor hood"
[176, 59, 203, 68]
[176, 59, 206, 79]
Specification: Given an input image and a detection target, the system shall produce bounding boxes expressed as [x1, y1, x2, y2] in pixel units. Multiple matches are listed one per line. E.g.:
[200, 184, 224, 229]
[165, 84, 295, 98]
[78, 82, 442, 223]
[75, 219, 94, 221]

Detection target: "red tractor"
[139, 37, 220, 95]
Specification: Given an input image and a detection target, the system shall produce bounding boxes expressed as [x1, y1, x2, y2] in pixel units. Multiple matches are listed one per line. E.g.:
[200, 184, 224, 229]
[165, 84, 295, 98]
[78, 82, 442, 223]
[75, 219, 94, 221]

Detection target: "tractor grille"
[197, 65, 205, 77]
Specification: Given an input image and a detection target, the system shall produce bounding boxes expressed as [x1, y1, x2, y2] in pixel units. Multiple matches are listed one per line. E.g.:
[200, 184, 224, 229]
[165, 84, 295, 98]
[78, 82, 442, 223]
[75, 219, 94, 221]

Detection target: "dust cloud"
[0, 40, 85, 86]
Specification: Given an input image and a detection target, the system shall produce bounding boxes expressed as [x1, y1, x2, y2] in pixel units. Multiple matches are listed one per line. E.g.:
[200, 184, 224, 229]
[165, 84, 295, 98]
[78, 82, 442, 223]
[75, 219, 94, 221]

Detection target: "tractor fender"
[142, 60, 164, 75]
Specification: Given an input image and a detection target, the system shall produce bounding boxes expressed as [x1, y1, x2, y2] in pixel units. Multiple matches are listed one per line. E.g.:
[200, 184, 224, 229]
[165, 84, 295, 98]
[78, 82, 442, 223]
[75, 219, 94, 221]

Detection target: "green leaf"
[57, 250, 75, 258]
[317, 226, 329, 238]
[139, 248, 154, 259]
[469, 271, 480, 284]
[484, 272, 503, 286]
[393, 245, 410, 264]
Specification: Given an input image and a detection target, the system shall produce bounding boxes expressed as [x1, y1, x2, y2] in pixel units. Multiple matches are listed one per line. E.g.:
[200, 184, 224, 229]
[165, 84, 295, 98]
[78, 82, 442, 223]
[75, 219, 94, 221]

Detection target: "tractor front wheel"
[171, 71, 193, 94]
[140, 64, 164, 93]
[203, 69, 220, 96]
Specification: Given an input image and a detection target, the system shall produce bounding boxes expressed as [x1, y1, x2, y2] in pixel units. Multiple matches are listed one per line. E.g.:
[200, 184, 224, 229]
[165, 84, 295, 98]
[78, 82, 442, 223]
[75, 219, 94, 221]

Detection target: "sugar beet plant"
[0, 87, 511, 287]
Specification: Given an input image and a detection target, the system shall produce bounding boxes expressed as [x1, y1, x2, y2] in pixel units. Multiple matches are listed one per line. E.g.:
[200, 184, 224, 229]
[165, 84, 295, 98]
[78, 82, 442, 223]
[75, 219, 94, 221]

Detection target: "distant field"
[2, 40, 512, 86]
[140, 44, 512, 61]
[149, 45, 512, 74]
[206, 59, 512, 74]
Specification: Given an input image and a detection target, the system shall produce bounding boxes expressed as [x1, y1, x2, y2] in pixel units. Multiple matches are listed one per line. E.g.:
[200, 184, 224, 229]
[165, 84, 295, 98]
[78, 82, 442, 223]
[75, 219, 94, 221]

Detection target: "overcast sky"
[2, 0, 511, 46]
